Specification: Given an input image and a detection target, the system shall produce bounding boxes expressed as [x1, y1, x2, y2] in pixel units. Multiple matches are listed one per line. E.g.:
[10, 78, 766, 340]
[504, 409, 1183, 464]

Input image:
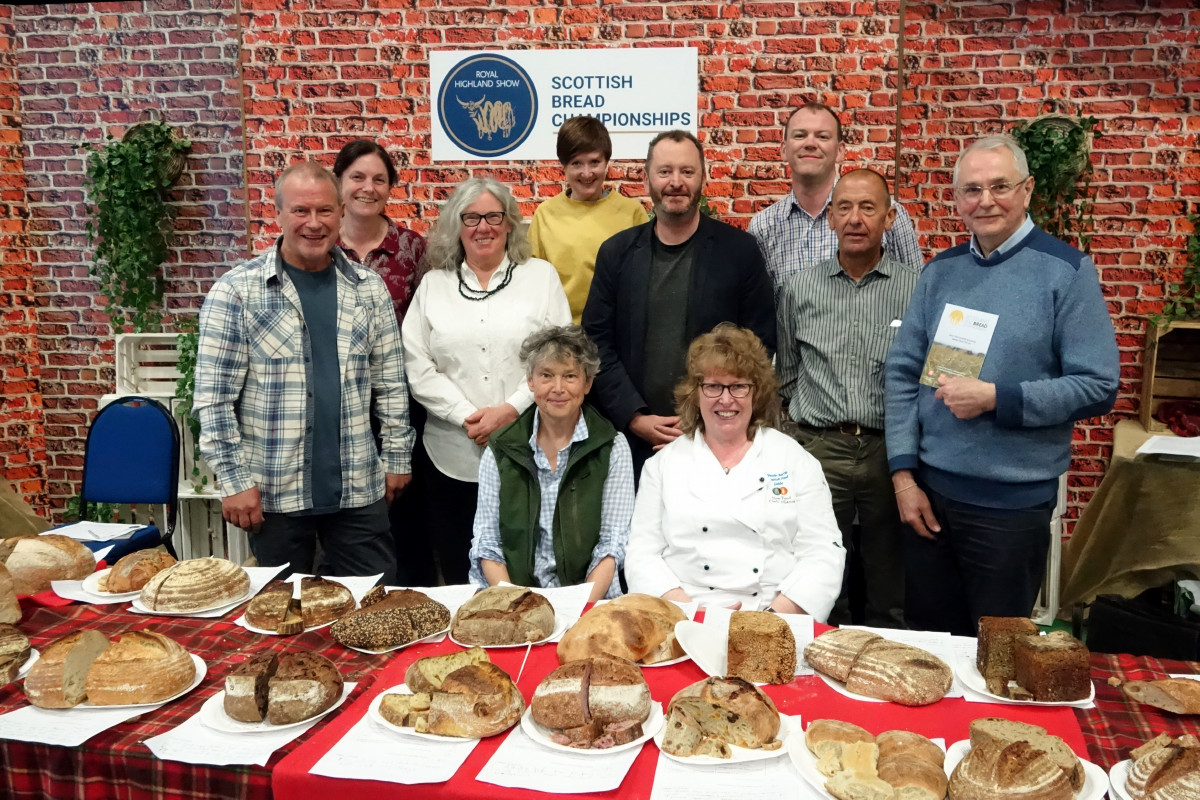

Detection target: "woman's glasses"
[699, 382, 752, 398]
[460, 211, 506, 227]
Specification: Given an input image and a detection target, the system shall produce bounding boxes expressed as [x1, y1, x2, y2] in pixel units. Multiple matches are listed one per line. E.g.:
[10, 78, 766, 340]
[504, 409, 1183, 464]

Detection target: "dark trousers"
[389, 401, 437, 587]
[418, 444, 478, 585]
[795, 428, 905, 629]
[903, 481, 1053, 636]
[254, 498, 396, 584]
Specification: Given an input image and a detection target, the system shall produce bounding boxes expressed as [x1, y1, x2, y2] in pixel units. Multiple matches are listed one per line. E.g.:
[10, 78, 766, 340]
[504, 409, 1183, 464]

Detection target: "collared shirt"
[749, 187, 924, 298]
[777, 253, 921, 429]
[339, 216, 427, 325]
[194, 242, 413, 514]
[469, 409, 634, 598]
[969, 215, 1036, 260]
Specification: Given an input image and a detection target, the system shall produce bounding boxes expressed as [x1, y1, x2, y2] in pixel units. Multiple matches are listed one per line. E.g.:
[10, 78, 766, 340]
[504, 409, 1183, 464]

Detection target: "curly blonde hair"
[674, 323, 780, 436]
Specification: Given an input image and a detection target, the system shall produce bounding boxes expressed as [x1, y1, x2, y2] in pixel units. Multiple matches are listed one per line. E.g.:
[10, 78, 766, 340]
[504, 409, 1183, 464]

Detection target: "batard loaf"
[531, 655, 651, 748]
[267, 651, 342, 725]
[24, 629, 111, 707]
[661, 676, 781, 758]
[805, 719, 876, 776]
[330, 588, 449, 650]
[451, 586, 555, 646]
[1123, 678, 1200, 715]
[842, 638, 953, 706]
[85, 630, 195, 705]
[0, 534, 95, 595]
[104, 549, 176, 593]
[0, 564, 20, 623]
[139, 557, 250, 612]
[804, 628, 881, 682]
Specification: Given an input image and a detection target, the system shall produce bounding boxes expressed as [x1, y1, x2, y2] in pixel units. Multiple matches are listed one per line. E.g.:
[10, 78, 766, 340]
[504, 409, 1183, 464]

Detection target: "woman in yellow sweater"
[528, 116, 649, 323]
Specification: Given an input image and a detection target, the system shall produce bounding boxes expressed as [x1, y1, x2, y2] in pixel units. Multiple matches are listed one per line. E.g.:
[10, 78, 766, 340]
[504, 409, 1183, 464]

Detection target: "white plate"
[641, 653, 691, 668]
[69, 653, 207, 709]
[789, 728, 949, 799]
[1108, 759, 1133, 800]
[521, 702, 662, 755]
[367, 683, 484, 742]
[814, 671, 886, 704]
[653, 713, 793, 765]
[957, 656, 1096, 706]
[242, 616, 341, 637]
[946, 740, 1107, 800]
[343, 626, 450, 656]
[16, 649, 39, 681]
[448, 613, 570, 649]
[131, 587, 253, 617]
[198, 682, 352, 733]
[674, 618, 806, 684]
[81, 568, 142, 601]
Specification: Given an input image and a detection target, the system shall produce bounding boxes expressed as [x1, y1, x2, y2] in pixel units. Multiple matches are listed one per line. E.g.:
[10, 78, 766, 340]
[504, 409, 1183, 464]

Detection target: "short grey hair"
[520, 325, 601, 382]
[423, 177, 532, 272]
[274, 161, 342, 212]
[953, 134, 1030, 186]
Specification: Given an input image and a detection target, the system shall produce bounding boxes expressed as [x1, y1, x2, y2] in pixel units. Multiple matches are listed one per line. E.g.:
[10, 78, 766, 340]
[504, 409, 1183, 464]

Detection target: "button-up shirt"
[339, 216, 427, 325]
[194, 242, 413, 514]
[469, 409, 634, 598]
[777, 253, 921, 429]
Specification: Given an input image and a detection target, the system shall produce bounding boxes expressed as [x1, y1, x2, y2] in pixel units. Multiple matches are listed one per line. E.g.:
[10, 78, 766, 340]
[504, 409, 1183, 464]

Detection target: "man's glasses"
[460, 211, 506, 227]
[955, 179, 1027, 201]
[699, 382, 753, 398]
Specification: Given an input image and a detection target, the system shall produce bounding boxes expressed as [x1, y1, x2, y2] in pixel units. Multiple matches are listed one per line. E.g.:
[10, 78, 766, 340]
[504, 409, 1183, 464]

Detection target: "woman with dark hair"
[402, 177, 571, 583]
[625, 324, 845, 618]
[333, 139, 426, 323]
[528, 116, 648, 323]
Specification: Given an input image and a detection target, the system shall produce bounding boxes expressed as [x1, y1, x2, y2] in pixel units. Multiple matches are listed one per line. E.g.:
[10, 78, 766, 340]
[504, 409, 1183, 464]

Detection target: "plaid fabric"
[339, 218, 427, 326]
[0, 600, 393, 800]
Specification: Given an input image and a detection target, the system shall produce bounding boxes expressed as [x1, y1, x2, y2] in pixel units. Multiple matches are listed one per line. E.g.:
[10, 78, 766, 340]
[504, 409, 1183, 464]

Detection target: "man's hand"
[385, 473, 411, 503]
[464, 404, 519, 446]
[892, 470, 941, 540]
[222, 486, 263, 532]
[629, 413, 682, 449]
[935, 374, 997, 420]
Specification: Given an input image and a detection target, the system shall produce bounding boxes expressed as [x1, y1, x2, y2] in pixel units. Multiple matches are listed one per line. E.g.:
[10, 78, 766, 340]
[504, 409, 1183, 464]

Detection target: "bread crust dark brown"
[330, 589, 449, 650]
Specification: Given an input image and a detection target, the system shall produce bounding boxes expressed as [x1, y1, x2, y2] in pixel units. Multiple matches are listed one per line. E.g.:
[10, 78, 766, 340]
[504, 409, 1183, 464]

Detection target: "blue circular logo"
[439, 54, 538, 158]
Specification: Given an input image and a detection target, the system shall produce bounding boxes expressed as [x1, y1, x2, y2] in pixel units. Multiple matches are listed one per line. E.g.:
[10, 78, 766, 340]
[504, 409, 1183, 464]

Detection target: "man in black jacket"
[582, 130, 776, 477]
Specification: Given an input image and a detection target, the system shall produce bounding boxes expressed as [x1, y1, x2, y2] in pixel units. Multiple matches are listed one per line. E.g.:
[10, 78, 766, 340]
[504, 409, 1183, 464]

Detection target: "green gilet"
[489, 403, 615, 588]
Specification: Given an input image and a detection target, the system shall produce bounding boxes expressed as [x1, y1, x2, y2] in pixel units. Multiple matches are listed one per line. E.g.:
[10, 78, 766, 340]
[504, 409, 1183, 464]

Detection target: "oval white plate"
[367, 683, 484, 742]
[521, 702, 662, 755]
[642, 653, 691, 668]
[946, 740, 1107, 800]
[73, 653, 207, 709]
[957, 656, 1095, 707]
[814, 671, 886, 703]
[82, 568, 142, 601]
[653, 713, 792, 765]
[448, 613, 569, 649]
[132, 587, 253, 617]
[1108, 759, 1133, 800]
[16, 649, 39, 681]
[342, 626, 450, 655]
[198, 682, 352, 733]
[242, 616, 340, 637]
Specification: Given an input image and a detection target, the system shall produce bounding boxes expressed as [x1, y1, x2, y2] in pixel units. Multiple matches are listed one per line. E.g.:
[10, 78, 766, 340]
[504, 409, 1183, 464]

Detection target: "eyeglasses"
[955, 179, 1027, 202]
[460, 211, 506, 227]
[699, 382, 753, 398]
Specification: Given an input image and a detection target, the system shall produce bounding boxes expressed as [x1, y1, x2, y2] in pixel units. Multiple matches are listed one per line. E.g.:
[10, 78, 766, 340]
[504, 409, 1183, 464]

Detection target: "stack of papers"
[48, 522, 142, 542]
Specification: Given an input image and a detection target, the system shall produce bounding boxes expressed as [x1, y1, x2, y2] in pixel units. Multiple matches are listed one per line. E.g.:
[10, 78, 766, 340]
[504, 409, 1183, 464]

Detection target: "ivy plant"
[1011, 114, 1098, 253]
[1151, 212, 1200, 327]
[82, 121, 191, 332]
[174, 314, 209, 493]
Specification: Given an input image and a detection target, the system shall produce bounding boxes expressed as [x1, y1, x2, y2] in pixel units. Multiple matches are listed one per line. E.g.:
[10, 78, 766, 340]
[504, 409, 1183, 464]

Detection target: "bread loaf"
[976, 616, 1039, 693]
[1126, 734, 1200, 800]
[404, 647, 490, 694]
[224, 653, 278, 722]
[330, 588, 449, 650]
[556, 594, 675, 665]
[968, 717, 1084, 791]
[105, 549, 176, 593]
[824, 740, 894, 800]
[662, 677, 781, 758]
[1, 534, 95, 595]
[244, 580, 294, 632]
[948, 740, 1072, 800]
[299, 577, 354, 627]
[0, 564, 20, 623]
[877, 729, 945, 769]
[422, 662, 524, 738]
[876, 752, 948, 800]
[451, 586, 555, 646]
[1123, 678, 1200, 715]
[531, 656, 651, 748]
[140, 557, 250, 612]
[267, 651, 343, 725]
[0, 622, 30, 686]
[25, 630, 111, 707]
[727, 610, 796, 684]
[805, 721, 946, 799]
[804, 628, 881, 682]
[85, 630, 196, 705]
[843, 638, 952, 706]
[805, 719, 876, 776]
[1012, 630, 1091, 702]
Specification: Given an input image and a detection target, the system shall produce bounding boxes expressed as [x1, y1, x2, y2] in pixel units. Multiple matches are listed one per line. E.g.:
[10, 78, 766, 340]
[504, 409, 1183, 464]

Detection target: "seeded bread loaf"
[85, 630, 196, 705]
[451, 586, 555, 646]
[105, 549, 176, 593]
[803, 628, 881, 682]
[24, 629, 110, 708]
[727, 610, 796, 684]
[404, 647, 490, 694]
[140, 557, 250, 612]
[968, 717, 1084, 791]
[843, 638, 953, 706]
[556, 593, 679, 665]
[267, 651, 342, 725]
[224, 653, 279, 722]
[1123, 678, 1200, 715]
[948, 740, 1072, 800]
[299, 577, 355, 627]
[0, 564, 20, 624]
[1, 534, 95, 595]
[330, 588, 449, 650]
[661, 676, 780, 758]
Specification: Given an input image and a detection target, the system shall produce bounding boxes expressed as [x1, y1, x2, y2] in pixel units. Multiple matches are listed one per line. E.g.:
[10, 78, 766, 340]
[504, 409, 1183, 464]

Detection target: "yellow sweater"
[528, 189, 649, 323]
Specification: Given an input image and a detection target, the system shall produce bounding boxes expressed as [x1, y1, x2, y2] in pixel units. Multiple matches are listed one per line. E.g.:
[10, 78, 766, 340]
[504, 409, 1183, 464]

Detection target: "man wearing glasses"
[884, 135, 1118, 635]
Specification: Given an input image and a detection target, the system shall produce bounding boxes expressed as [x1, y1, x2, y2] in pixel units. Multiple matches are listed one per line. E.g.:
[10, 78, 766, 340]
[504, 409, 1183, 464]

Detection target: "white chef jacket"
[625, 427, 845, 621]
[401, 256, 571, 481]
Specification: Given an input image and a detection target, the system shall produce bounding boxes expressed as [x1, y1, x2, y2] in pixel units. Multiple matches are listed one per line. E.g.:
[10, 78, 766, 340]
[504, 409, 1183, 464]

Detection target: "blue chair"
[78, 396, 180, 561]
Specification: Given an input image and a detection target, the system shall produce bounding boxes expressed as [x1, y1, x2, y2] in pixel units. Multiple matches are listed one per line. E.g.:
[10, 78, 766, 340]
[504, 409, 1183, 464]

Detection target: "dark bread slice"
[224, 652, 279, 722]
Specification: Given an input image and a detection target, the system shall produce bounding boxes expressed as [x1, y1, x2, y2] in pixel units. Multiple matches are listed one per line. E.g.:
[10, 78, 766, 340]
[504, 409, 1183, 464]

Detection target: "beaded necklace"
[458, 259, 516, 301]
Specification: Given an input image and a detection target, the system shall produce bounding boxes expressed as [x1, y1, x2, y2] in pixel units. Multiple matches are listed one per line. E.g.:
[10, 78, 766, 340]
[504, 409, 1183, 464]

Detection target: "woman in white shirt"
[625, 324, 845, 619]
[402, 177, 571, 583]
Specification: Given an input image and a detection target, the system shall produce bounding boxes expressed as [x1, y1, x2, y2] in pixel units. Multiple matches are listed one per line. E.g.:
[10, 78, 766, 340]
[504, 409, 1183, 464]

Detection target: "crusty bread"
[1012, 631, 1091, 702]
[1127, 734, 1200, 800]
[727, 610, 796, 684]
[0, 563, 20, 623]
[299, 577, 354, 628]
[661, 676, 781, 757]
[968, 717, 1084, 791]
[877, 752, 947, 800]
[661, 700, 732, 758]
[806, 721, 945, 799]
[0, 622, 30, 666]
[224, 652, 278, 722]
[1, 534, 95, 595]
[105, 549, 175, 594]
[404, 647, 490, 694]
[877, 729, 945, 769]
[843, 638, 952, 706]
[244, 580, 294, 632]
[379, 692, 432, 729]
[140, 557, 250, 612]
[423, 662, 524, 738]
[556, 599, 667, 665]
[976, 616, 1038, 687]
[948, 740, 1072, 800]
[804, 628, 881, 682]
[1123, 679, 1200, 715]
[531, 656, 651, 748]
[451, 586, 555, 646]
[85, 630, 195, 705]
[24, 629, 110, 708]
[330, 588, 449, 650]
[267, 651, 342, 725]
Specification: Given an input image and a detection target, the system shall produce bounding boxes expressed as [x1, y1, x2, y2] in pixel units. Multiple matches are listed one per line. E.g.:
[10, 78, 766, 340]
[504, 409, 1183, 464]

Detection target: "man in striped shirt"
[777, 168, 920, 628]
[749, 102, 923, 299]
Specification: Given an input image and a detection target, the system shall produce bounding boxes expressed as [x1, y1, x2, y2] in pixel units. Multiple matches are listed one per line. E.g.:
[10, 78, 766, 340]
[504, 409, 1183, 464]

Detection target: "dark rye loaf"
[224, 652, 278, 722]
[330, 588, 449, 650]
[267, 651, 343, 725]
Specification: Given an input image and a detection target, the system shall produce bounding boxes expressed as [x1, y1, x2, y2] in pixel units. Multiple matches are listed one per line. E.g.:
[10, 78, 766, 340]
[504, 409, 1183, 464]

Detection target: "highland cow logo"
[457, 97, 517, 141]
[439, 54, 537, 157]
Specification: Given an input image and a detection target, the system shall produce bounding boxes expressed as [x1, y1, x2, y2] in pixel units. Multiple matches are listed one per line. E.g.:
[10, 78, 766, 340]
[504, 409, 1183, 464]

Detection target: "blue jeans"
[254, 498, 397, 584]
[903, 482, 1052, 636]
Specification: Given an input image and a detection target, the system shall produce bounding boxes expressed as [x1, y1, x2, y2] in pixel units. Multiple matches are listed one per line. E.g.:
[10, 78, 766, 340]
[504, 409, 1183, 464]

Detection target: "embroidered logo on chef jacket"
[766, 471, 794, 503]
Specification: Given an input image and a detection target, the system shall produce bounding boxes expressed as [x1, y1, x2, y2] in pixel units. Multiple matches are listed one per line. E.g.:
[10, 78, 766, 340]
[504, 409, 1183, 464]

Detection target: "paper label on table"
[919, 304, 998, 387]
[47, 522, 142, 542]
[129, 564, 286, 618]
[476, 722, 641, 792]
[0, 703, 161, 747]
[1136, 435, 1200, 458]
[310, 713, 477, 784]
[650, 748, 818, 800]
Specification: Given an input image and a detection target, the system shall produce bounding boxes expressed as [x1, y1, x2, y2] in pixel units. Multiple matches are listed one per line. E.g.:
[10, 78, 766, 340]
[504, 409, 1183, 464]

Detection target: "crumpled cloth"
[1154, 400, 1200, 437]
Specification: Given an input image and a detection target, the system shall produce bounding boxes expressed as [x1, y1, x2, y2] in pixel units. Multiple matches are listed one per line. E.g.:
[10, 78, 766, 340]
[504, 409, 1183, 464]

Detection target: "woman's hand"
[769, 594, 804, 614]
[464, 403, 519, 446]
[661, 587, 693, 603]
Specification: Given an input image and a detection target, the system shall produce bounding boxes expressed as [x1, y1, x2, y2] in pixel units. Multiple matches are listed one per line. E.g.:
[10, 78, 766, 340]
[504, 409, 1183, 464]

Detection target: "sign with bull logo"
[430, 48, 697, 162]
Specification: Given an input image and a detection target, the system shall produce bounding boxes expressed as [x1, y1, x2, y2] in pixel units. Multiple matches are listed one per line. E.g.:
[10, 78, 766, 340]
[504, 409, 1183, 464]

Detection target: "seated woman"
[468, 325, 634, 601]
[625, 324, 845, 619]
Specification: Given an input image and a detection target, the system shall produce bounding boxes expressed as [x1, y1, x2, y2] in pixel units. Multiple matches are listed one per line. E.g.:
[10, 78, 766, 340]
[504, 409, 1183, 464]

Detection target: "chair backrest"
[81, 396, 180, 536]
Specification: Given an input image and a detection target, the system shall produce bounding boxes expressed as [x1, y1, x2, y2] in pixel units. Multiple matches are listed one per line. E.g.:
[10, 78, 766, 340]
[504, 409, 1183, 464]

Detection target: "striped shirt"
[194, 242, 414, 514]
[777, 254, 921, 429]
[469, 410, 634, 599]
[749, 188, 924, 297]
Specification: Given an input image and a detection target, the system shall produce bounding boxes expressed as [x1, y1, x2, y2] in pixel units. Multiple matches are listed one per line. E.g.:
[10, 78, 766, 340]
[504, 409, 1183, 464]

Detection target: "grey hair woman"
[424, 176, 532, 273]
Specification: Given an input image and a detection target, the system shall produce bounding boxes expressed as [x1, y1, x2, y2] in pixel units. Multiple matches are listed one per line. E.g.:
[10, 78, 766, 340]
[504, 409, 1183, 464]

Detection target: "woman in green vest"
[468, 325, 635, 601]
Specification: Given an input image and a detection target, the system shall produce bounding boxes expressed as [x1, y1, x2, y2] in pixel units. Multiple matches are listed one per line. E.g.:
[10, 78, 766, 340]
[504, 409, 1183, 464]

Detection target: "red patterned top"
[340, 216, 427, 324]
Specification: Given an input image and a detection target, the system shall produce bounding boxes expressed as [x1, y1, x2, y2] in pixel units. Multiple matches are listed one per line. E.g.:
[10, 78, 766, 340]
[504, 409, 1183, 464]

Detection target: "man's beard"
[651, 186, 700, 223]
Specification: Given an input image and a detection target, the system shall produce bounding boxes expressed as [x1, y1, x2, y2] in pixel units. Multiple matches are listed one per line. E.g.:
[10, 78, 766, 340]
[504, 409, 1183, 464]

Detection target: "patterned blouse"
[340, 216, 427, 324]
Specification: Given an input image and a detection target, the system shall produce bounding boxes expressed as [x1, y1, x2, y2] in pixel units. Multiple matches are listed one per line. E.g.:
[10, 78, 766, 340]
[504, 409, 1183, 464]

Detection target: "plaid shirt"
[194, 242, 413, 514]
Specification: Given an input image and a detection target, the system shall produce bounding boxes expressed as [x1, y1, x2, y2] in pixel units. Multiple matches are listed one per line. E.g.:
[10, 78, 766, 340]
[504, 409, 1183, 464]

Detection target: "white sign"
[429, 48, 698, 162]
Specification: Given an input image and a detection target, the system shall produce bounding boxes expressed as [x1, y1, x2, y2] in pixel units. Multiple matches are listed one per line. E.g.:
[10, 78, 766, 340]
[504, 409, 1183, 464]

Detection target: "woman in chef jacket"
[624, 324, 845, 620]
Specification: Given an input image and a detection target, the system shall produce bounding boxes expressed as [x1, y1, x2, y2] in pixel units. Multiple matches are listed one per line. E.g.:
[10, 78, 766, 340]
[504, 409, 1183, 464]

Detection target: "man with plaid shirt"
[194, 162, 412, 582]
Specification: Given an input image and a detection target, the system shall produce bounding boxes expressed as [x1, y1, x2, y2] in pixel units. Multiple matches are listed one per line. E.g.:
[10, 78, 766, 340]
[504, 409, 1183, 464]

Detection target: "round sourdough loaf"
[451, 586, 555, 646]
[85, 630, 195, 705]
[0, 534, 95, 595]
[330, 588, 449, 650]
[24, 630, 112, 708]
[424, 661, 524, 738]
[139, 557, 250, 612]
[556, 593, 685, 665]
[0, 564, 19, 624]
[299, 576, 355, 628]
[224, 652, 278, 722]
[531, 655, 651, 748]
[104, 549, 176, 594]
[1127, 735, 1200, 800]
[267, 651, 342, 725]
[948, 740, 1072, 800]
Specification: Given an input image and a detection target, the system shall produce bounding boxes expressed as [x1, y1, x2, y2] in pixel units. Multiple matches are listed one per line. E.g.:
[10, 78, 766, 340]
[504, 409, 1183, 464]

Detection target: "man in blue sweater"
[884, 134, 1118, 635]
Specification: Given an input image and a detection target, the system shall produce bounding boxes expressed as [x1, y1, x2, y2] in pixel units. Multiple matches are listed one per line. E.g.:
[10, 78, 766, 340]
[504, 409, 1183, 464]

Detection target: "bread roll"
[105, 549, 176, 593]
[1, 534, 95, 595]
[85, 630, 195, 705]
[140, 557, 250, 612]
[330, 588, 449, 650]
[25, 630, 111, 708]
[224, 652, 278, 722]
[423, 662, 524, 738]
[661, 676, 780, 757]
[843, 638, 952, 706]
[0, 563, 20, 623]
[267, 652, 342, 725]
[405, 647, 490, 694]
[451, 586, 555, 646]
[804, 628, 881, 682]
[948, 740, 1072, 800]
[1123, 678, 1200, 715]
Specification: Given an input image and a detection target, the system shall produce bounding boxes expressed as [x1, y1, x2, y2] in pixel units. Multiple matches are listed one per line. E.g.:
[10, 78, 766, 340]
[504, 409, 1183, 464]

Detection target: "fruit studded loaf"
[267, 651, 342, 725]
[661, 676, 781, 758]
[1126, 734, 1200, 800]
[531, 656, 651, 748]
[422, 662, 524, 738]
[804, 628, 882, 682]
[299, 577, 355, 628]
[0, 534, 95, 595]
[843, 638, 953, 706]
[140, 557, 250, 613]
[968, 717, 1084, 791]
[85, 630, 196, 705]
[556, 597, 670, 665]
[405, 647, 490, 694]
[105, 549, 176, 594]
[948, 740, 1072, 800]
[24, 629, 110, 708]
[1123, 678, 1200, 715]
[451, 586, 555, 646]
[0, 564, 20, 624]
[330, 588, 449, 650]
[224, 652, 279, 722]
[727, 610, 796, 684]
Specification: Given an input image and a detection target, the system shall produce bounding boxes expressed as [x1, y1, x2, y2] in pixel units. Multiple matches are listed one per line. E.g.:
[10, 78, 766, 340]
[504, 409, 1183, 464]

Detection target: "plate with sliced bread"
[81, 568, 142, 600]
[654, 712, 793, 765]
[956, 656, 1095, 707]
[522, 701, 663, 755]
[75, 653, 207, 710]
[946, 739, 1106, 800]
[1108, 760, 1134, 800]
[199, 682, 353, 734]
[790, 722, 948, 800]
[369, 684, 500, 742]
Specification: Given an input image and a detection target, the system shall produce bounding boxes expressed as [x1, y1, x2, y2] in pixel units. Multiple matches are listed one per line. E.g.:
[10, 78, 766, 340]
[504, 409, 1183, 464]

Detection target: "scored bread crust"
[139, 557, 251, 612]
[105, 550, 176, 594]
[877, 729, 946, 769]
[424, 662, 524, 738]
[244, 580, 294, 632]
[24, 629, 111, 708]
[1, 534, 96, 595]
[843, 639, 953, 706]
[1127, 736, 1200, 800]
[968, 717, 1084, 791]
[949, 740, 1072, 800]
[556, 603, 665, 665]
[804, 628, 882, 682]
[877, 752, 948, 799]
[607, 593, 686, 663]
[299, 577, 355, 628]
[530, 655, 651, 742]
[450, 586, 555, 646]
[85, 630, 195, 705]
[405, 647, 490, 694]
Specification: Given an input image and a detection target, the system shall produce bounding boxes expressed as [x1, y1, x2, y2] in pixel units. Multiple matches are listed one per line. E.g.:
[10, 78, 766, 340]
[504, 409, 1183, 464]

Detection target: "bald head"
[828, 168, 896, 275]
[833, 168, 891, 207]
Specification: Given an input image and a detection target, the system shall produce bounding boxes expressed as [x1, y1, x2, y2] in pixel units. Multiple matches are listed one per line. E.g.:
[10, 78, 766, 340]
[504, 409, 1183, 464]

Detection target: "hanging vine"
[1011, 113, 1098, 253]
